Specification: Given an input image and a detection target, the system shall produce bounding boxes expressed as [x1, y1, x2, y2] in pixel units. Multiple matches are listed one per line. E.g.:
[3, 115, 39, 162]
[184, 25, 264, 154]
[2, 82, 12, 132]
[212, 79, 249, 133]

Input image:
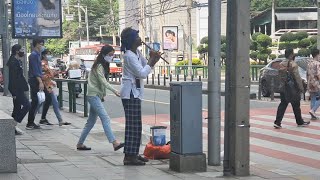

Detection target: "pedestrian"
[27, 38, 45, 130]
[307, 48, 320, 120]
[41, 49, 71, 126]
[76, 45, 124, 151]
[38, 49, 54, 126]
[7, 44, 30, 135]
[120, 27, 161, 165]
[274, 48, 310, 128]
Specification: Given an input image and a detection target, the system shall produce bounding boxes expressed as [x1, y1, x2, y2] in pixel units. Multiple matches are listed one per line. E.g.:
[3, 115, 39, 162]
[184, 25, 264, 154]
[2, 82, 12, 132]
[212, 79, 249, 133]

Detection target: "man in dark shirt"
[7, 44, 30, 135]
[27, 38, 45, 130]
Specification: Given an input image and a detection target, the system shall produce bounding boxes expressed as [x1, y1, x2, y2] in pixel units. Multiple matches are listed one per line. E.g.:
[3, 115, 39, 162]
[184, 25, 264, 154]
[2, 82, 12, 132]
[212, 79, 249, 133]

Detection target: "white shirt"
[120, 50, 152, 99]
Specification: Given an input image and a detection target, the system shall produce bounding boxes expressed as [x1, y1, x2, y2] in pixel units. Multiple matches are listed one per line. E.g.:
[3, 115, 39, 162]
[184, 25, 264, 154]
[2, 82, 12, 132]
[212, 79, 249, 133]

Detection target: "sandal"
[114, 143, 125, 151]
[77, 145, 91, 151]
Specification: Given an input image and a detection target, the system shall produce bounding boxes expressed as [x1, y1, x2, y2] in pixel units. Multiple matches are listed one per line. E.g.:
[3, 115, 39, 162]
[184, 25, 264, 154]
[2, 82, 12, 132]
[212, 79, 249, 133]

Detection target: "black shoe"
[137, 155, 149, 162]
[123, 156, 146, 166]
[273, 123, 282, 129]
[26, 123, 41, 130]
[297, 121, 310, 127]
[39, 119, 54, 125]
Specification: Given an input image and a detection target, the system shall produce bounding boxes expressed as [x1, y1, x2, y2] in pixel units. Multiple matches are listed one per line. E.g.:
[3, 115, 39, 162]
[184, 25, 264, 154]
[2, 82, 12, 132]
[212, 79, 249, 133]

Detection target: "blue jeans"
[51, 92, 62, 122]
[77, 96, 116, 145]
[310, 92, 320, 112]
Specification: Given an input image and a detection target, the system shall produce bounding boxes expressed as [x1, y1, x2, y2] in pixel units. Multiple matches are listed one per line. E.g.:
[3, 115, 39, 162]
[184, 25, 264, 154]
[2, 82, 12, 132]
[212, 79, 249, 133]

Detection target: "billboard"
[162, 26, 178, 50]
[12, 0, 62, 38]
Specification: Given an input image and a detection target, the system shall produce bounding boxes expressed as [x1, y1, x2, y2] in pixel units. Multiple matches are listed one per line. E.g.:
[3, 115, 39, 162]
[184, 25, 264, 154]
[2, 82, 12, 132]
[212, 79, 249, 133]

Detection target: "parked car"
[259, 57, 310, 97]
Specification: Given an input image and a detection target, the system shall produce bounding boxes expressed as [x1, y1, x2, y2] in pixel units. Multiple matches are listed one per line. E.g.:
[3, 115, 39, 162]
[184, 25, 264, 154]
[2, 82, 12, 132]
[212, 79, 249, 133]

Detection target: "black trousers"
[12, 92, 30, 123]
[27, 78, 39, 125]
[41, 89, 52, 120]
[275, 93, 304, 125]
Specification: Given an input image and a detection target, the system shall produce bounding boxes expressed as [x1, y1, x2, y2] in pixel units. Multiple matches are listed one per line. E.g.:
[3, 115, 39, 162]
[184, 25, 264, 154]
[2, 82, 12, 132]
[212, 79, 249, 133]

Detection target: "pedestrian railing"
[54, 78, 88, 117]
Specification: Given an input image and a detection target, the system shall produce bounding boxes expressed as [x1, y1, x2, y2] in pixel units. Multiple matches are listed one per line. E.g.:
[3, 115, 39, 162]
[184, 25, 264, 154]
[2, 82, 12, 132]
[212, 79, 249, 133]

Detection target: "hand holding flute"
[141, 41, 170, 64]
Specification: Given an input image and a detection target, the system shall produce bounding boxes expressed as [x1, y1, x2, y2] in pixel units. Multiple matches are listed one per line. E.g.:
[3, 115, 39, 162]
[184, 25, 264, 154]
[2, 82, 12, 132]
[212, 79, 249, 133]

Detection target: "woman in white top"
[120, 27, 161, 165]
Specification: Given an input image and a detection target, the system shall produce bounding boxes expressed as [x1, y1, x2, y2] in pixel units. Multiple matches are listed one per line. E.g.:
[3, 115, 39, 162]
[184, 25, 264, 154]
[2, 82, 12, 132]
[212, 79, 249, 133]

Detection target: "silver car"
[259, 57, 310, 97]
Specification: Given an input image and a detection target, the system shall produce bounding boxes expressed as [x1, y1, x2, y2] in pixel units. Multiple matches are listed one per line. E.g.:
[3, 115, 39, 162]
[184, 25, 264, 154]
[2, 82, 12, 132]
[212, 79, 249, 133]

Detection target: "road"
[60, 84, 275, 118]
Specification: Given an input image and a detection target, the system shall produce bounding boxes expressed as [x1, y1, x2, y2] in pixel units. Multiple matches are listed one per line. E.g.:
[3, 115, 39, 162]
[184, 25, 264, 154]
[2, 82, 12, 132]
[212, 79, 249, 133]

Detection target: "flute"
[141, 41, 170, 64]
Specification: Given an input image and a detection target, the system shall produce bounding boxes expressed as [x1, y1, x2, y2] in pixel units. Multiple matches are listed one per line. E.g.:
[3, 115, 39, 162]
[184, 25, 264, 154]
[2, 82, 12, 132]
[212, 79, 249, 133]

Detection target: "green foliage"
[280, 32, 296, 42]
[221, 43, 227, 53]
[200, 36, 208, 44]
[278, 42, 299, 50]
[250, 41, 258, 51]
[309, 44, 318, 52]
[310, 35, 317, 44]
[251, 0, 315, 11]
[295, 31, 309, 41]
[197, 44, 206, 54]
[252, 32, 263, 41]
[257, 53, 268, 62]
[250, 51, 258, 60]
[298, 38, 311, 48]
[297, 48, 311, 57]
[221, 52, 226, 59]
[221, 35, 227, 44]
[269, 54, 277, 60]
[175, 58, 203, 66]
[256, 34, 272, 48]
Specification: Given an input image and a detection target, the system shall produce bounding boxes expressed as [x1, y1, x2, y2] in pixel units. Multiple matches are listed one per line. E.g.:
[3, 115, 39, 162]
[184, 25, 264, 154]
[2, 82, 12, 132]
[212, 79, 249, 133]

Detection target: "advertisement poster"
[12, 0, 62, 38]
[162, 26, 178, 50]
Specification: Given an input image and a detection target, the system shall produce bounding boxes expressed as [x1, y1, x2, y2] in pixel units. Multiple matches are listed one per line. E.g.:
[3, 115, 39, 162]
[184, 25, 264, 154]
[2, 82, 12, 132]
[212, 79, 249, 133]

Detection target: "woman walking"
[77, 45, 124, 151]
[120, 27, 161, 165]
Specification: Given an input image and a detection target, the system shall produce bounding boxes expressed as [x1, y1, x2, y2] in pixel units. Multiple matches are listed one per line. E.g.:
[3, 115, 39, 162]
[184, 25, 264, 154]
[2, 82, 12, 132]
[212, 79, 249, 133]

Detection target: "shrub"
[278, 42, 299, 50]
[221, 35, 227, 44]
[297, 48, 311, 57]
[280, 32, 295, 42]
[175, 58, 203, 66]
[252, 32, 263, 41]
[250, 51, 258, 60]
[295, 31, 309, 41]
[310, 35, 317, 45]
[269, 54, 277, 60]
[197, 45, 206, 54]
[256, 34, 272, 47]
[257, 53, 268, 61]
[298, 38, 311, 48]
[310, 43, 318, 52]
[250, 41, 258, 51]
[200, 36, 208, 44]
[221, 43, 227, 53]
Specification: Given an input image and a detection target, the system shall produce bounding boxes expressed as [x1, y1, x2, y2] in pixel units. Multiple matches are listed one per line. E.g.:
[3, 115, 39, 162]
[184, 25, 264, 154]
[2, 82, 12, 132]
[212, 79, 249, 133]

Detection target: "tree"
[295, 31, 309, 41]
[256, 34, 272, 47]
[298, 48, 311, 57]
[251, 0, 315, 11]
[298, 38, 311, 48]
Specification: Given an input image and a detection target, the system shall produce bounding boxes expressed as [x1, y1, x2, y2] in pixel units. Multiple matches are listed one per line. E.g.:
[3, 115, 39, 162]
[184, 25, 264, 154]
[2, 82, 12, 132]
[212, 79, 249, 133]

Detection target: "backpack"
[280, 60, 300, 102]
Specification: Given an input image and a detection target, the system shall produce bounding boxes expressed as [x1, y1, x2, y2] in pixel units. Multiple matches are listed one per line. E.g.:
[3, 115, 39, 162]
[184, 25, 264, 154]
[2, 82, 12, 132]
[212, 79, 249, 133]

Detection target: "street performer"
[120, 27, 161, 165]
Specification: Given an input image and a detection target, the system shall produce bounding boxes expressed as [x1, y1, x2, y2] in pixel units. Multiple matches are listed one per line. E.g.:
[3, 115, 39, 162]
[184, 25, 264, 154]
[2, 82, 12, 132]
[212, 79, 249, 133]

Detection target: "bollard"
[177, 74, 179, 81]
[170, 74, 172, 82]
[68, 82, 73, 112]
[84, 83, 88, 117]
[158, 74, 160, 85]
[258, 77, 262, 100]
[164, 74, 166, 86]
[199, 76, 201, 82]
[152, 74, 155, 85]
[72, 83, 77, 113]
[58, 81, 63, 108]
[270, 77, 275, 101]
[184, 75, 187, 81]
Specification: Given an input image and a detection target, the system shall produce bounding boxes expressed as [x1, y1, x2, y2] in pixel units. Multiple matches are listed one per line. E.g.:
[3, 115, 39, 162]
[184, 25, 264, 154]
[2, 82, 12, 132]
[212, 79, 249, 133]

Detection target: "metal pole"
[187, 0, 193, 76]
[317, 0, 320, 49]
[78, 0, 82, 47]
[85, 6, 89, 45]
[225, 0, 250, 176]
[208, 0, 221, 166]
[2, 2, 9, 96]
[271, 0, 276, 38]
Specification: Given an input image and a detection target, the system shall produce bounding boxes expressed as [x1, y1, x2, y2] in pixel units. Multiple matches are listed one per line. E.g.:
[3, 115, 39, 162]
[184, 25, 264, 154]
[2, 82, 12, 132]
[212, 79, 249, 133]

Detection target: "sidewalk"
[0, 94, 316, 180]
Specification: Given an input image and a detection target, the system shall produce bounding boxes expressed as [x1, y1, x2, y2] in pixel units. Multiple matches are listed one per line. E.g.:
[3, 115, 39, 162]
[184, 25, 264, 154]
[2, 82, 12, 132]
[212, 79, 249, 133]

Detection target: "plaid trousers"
[122, 94, 142, 155]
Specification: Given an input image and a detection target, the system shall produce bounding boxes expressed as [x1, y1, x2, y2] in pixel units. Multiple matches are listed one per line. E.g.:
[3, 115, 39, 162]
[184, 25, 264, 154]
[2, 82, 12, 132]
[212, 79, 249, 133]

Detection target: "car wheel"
[261, 80, 270, 97]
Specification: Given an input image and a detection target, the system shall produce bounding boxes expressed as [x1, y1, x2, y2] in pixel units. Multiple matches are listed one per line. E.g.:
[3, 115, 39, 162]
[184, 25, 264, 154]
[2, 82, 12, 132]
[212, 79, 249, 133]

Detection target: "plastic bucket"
[150, 126, 167, 146]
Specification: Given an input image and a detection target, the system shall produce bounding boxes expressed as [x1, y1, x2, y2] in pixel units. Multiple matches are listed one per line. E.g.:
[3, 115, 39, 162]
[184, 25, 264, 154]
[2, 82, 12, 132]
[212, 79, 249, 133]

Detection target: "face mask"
[104, 55, 113, 63]
[47, 55, 53, 61]
[41, 46, 45, 53]
[18, 51, 25, 57]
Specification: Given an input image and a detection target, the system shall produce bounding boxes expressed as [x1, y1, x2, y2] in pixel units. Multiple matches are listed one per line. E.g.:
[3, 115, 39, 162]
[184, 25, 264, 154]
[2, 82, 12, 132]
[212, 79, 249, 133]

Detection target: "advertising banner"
[162, 26, 178, 50]
[12, 0, 62, 38]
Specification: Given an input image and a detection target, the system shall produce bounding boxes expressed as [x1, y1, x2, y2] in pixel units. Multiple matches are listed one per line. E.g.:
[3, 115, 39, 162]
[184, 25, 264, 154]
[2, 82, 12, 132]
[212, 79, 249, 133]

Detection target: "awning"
[276, 12, 317, 21]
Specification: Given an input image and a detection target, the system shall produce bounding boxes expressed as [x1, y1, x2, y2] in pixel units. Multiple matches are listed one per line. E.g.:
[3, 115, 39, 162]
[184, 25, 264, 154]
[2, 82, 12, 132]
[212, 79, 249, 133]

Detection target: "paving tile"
[0, 173, 22, 180]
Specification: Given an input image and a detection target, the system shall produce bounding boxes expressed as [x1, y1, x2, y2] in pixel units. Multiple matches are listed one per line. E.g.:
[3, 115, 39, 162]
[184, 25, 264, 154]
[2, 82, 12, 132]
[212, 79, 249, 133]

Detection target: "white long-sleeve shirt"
[120, 50, 152, 99]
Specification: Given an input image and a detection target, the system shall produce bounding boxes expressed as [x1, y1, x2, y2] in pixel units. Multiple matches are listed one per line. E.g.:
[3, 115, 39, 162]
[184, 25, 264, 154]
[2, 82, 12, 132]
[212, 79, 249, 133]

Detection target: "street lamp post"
[74, 4, 89, 46]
